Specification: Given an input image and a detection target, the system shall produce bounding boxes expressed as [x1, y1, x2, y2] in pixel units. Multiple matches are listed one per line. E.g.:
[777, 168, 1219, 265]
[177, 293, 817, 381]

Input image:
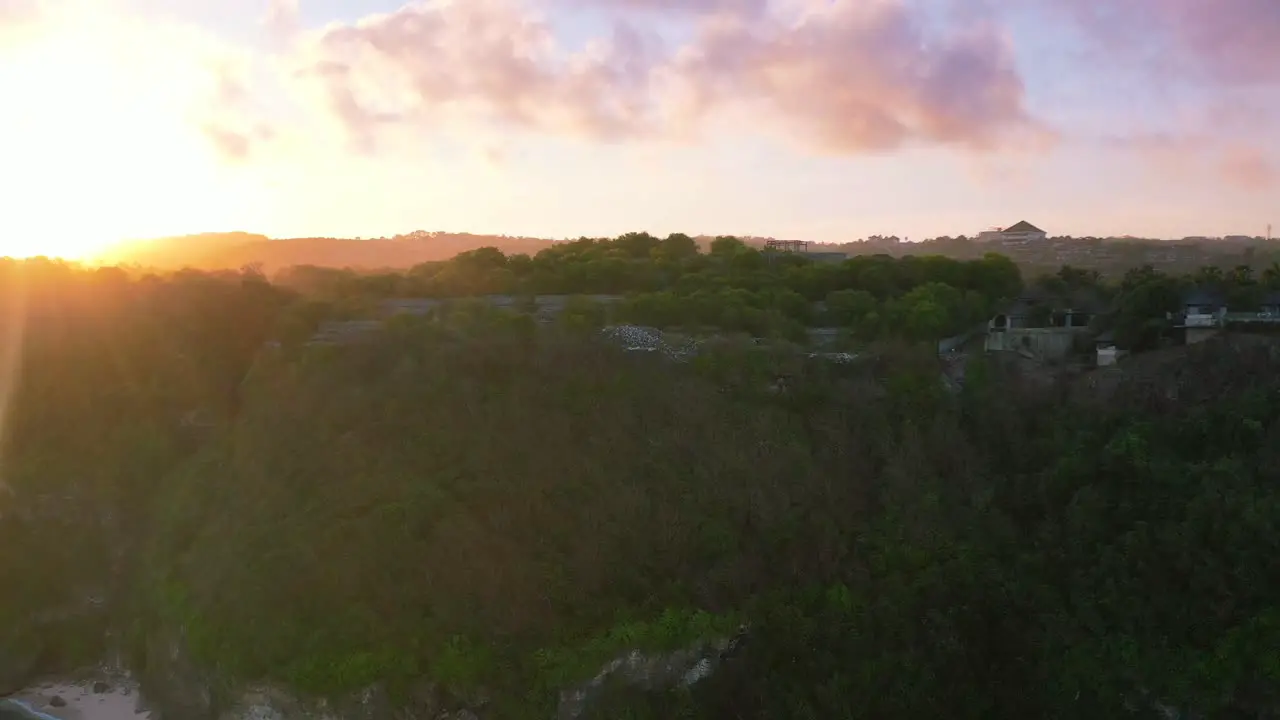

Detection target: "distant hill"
[96, 231, 560, 271]
[95, 232, 269, 269]
[95, 231, 825, 271]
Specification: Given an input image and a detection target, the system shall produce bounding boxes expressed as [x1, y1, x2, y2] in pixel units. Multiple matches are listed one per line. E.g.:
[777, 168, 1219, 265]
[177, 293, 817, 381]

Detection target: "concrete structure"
[988, 293, 1098, 331]
[1095, 330, 1123, 366]
[762, 239, 846, 263]
[1185, 326, 1222, 345]
[1182, 288, 1226, 322]
[308, 320, 384, 346]
[1157, 288, 1280, 346]
[382, 295, 624, 322]
[1171, 288, 1227, 345]
[1262, 292, 1280, 317]
[985, 326, 1088, 360]
[1224, 292, 1280, 327]
[977, 220, 1047, 246]
[1097, 345, 1121, 366]
[764, 239, 810, 253]
[984, 292, 1098, 361]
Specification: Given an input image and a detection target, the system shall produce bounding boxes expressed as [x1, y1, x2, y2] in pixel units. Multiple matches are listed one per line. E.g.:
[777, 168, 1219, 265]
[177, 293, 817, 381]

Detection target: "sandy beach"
[0, 679, 150, 720]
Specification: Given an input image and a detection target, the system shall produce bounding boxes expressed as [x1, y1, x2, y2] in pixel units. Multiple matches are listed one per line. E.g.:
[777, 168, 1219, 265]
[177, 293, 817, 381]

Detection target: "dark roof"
[1183, 287, 1226, 306]
[1062, 287, 1108, 313]
[1261, 291, 1280, 306]
[1003, 220, 1044, 234]
[1017, 285, 1057, 303]
[1003, 298, 1038, 316]
[1005, 287, 1106, 314]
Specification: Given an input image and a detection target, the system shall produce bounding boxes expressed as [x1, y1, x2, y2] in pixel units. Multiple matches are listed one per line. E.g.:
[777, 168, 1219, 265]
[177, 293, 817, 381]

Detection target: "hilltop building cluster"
[979, 286, 1280, 369]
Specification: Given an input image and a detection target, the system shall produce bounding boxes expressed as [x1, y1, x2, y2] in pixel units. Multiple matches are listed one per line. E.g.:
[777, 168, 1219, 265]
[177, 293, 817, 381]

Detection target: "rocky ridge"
[3, 612, 749, 720]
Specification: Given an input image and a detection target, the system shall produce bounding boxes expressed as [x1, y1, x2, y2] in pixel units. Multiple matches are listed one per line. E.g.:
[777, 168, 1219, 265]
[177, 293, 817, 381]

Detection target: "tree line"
[266, 232, 1022, 345]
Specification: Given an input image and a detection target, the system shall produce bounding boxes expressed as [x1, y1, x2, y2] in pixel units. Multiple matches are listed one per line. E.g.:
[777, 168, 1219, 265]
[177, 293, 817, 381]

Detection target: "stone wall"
[984, 327, 1089, 361]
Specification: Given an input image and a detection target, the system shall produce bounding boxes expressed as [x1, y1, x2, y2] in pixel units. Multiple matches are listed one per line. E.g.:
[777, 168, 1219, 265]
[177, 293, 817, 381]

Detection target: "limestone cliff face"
[0, 503, 747, 720]
[555, 630, 747, 720]
[136, 624, 217, 720]
[183, 630, 745, 720]
[2, 611, 746, 720]
[11, 618, 1280, 720]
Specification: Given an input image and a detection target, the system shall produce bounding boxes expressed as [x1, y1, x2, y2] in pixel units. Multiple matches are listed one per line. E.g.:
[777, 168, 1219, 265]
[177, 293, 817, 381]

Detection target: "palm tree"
[1261, 261, 1280, 290]
[1193, 265, 1224, 286]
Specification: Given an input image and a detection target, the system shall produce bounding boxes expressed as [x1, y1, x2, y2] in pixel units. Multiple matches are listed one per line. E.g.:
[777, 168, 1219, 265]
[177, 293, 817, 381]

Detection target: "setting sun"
[1, 235, 114, 261]
[0, 16, 248, 261]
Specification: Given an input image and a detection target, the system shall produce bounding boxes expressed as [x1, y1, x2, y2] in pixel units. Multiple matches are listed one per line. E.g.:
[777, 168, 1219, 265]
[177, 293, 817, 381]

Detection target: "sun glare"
[2, 237, 111, 261]
[0, 20, 245, 261]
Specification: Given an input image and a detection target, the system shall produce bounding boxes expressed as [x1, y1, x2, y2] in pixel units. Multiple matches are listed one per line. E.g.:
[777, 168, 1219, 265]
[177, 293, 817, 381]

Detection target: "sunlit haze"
[0, 4, 258, 259]
[0, 0, 1277, 258]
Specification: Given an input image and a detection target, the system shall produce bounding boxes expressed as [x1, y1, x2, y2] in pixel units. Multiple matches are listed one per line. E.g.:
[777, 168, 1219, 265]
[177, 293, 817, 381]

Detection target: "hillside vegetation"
[89, 228, 1280, 283]
[269, 233, 1022, 348]
[2, 244, 1280, 719]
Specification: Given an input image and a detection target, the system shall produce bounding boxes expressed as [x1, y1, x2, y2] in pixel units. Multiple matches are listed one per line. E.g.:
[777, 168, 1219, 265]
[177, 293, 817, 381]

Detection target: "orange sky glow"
[0, 0, 1276, 260]
[0, 7, 259, 260]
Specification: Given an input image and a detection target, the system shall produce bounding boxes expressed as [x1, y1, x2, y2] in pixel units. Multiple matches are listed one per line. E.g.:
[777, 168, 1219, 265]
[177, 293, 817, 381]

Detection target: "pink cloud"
[670, 2, 1044, 153]
[1107, 132, 1278, 190]
[1045, 0, 1280, 85]
[292, 0, 666, 150]
[0, 0, 41, 43]
[559, 0, 768, 15]
[262, 0, 300, 43]
[198, 60, 278, 162]
[1219, 146, 1277, 190]
[1154, 0, 1280, 84]
[0, 0, 38, 23]
[1049, 0, 1279, 187]
[290, 0, 1043, 156]
[1115, 132, 1210, 182]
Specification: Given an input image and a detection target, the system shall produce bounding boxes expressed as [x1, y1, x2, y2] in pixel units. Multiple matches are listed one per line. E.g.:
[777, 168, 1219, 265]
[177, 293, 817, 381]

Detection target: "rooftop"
[1003, 220, 1045, 234]
[1007, 286, 1107, 314]
[1183, 287, 1227, 306]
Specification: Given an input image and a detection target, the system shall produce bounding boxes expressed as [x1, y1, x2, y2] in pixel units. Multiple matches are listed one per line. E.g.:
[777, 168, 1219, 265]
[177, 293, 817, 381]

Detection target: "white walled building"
[978, 220, 1047, 246]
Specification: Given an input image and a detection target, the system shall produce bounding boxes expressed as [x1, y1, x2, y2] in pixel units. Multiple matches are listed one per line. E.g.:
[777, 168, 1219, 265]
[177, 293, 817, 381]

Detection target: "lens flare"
[0, 266, 26, 498]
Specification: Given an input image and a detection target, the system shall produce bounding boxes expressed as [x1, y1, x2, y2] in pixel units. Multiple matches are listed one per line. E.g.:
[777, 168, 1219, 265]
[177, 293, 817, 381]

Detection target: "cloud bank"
[9, 0, 1271, 189]
[1046, 0, 1280, 86]
[228, 0, 1045, 159]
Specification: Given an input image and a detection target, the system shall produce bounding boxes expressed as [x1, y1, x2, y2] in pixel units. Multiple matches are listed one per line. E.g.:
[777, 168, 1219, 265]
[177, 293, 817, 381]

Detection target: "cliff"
[6, 318, 1280, 719]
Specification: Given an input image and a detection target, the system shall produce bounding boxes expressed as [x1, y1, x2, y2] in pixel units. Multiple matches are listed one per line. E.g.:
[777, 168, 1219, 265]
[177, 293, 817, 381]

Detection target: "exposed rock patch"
[557, 626, 749, 720]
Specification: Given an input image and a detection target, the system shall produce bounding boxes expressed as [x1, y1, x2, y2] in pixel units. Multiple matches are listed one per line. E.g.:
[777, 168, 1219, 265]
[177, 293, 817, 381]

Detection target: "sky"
[0, 0, 1277, 258]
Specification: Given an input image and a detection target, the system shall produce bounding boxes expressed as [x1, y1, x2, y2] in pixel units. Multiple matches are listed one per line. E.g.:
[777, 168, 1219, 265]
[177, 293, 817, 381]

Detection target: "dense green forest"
[269, 233, 1023, 344]
[272, 231, 1280, 352]
[3, 241, 1280, 719]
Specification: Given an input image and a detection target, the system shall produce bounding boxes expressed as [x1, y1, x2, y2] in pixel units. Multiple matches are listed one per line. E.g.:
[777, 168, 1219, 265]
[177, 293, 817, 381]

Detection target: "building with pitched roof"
[977, 220, 1047, 246]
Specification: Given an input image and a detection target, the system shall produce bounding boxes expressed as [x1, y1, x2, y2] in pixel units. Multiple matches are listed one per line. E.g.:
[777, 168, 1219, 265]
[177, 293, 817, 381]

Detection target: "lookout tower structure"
[765, 239, 810, 254]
